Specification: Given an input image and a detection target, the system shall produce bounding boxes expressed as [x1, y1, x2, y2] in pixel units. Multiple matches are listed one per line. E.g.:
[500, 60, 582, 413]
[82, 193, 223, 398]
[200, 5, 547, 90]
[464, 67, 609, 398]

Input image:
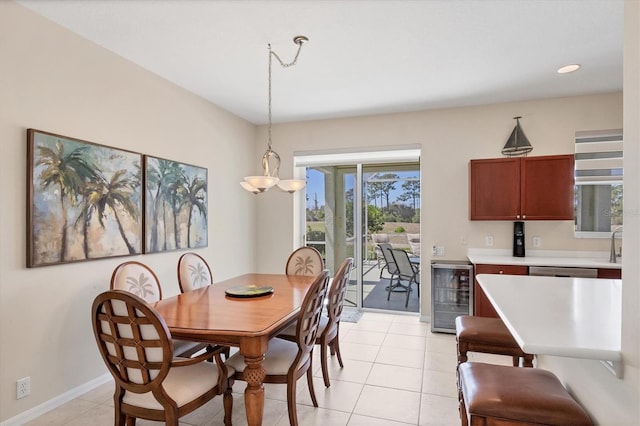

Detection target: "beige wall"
[0, 2, 257, 421]
[1, 0, 638, 425]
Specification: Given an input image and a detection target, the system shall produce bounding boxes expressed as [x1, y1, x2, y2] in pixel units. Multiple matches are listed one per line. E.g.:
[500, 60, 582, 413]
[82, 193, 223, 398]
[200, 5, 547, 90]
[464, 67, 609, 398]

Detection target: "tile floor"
[25, 311, 511, 426]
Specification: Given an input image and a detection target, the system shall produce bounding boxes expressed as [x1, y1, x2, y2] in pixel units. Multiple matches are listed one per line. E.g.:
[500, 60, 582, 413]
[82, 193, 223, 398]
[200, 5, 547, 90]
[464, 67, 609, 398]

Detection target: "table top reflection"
[154, 273, 316, 341]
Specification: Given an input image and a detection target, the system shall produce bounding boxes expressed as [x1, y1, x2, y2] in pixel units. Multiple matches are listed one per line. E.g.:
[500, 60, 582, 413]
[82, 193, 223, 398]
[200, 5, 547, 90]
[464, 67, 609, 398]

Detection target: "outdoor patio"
[344, 259, 420, 313]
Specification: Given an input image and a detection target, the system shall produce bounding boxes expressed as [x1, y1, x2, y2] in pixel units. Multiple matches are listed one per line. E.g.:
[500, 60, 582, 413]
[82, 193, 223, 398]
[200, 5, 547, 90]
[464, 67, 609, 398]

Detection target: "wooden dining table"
[153, 273, 317, 426]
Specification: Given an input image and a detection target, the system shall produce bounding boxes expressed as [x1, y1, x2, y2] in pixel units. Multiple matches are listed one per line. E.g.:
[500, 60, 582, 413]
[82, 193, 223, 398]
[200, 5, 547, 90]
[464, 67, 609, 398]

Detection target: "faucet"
[609, 226, 623, 263]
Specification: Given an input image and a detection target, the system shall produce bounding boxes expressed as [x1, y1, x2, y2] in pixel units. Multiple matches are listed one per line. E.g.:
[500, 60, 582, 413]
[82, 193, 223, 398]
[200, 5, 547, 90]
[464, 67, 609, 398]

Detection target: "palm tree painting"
[144, 156, 207, 253]
[27, 129, 142, 267]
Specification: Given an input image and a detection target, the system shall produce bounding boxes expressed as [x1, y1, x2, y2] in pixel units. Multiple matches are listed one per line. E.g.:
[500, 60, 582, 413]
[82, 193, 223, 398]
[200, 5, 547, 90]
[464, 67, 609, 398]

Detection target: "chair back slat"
[110, 261, 162, 303]
[326, 258, 354, 326]
[92, 290, 172, 393]
[286, 246, 324, 276]
[177, 252, 213, 292]
[296, 270, 331, 352]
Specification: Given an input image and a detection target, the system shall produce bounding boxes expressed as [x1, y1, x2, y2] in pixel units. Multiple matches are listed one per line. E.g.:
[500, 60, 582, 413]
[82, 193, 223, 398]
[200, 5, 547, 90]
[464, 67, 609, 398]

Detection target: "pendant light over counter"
[241, 36, 308, 194]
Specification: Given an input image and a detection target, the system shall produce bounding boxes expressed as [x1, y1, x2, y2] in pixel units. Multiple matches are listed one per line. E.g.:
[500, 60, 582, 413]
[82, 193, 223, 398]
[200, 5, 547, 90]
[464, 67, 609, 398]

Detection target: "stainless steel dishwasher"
[529, 266, 598, 278]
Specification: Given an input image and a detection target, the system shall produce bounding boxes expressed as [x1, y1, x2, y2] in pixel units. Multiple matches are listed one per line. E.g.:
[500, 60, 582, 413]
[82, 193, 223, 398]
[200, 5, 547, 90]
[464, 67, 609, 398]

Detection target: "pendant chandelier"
[241, 36, 308, 194]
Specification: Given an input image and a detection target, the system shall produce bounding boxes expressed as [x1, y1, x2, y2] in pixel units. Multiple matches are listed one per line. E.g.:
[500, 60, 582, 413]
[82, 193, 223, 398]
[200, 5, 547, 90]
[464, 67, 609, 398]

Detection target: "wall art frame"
[27, 129, 143, 267]
[143, 155, 208, 253]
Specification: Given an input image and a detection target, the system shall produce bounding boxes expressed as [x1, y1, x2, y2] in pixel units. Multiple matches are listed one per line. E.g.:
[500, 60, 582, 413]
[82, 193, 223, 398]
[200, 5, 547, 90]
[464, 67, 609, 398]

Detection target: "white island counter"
[476, 274, 622, 367]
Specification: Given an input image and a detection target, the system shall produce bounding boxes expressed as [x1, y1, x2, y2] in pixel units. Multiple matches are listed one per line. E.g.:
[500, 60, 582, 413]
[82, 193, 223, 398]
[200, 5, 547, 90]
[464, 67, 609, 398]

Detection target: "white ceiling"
[18, 0, 623, 125]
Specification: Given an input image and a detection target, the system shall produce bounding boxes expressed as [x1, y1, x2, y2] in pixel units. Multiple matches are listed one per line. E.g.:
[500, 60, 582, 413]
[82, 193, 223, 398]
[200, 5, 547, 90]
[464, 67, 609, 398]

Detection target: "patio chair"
[378, 243, 399, 287]
[406, 233, 421, 256]
[388, 248, 420, 307]
[371, 233, 390, 267]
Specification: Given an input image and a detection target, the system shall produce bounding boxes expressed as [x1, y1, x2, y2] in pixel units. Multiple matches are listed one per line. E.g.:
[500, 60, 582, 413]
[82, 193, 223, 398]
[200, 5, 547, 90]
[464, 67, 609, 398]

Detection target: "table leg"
[243, 354, 266, 426]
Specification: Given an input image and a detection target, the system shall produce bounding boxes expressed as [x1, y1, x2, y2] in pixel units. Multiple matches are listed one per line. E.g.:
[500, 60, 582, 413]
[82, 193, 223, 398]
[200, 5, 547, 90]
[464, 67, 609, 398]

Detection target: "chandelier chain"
[267, 41, 305, 151]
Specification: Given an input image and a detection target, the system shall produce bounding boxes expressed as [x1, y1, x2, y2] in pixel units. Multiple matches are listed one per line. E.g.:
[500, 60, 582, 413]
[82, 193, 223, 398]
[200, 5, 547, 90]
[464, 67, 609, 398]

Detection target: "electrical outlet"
[460, 236, 468, 246]
[485, 236, 494, 247]
[435, 246, 445, 256]
[533, 236, 541, 248]
[431, 245, 437, 256]
[17, 377, 30, 399]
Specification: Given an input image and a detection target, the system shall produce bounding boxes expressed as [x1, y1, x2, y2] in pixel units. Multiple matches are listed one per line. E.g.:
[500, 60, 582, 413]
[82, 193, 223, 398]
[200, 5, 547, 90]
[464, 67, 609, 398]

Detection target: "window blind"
[574, 129, 623, 184]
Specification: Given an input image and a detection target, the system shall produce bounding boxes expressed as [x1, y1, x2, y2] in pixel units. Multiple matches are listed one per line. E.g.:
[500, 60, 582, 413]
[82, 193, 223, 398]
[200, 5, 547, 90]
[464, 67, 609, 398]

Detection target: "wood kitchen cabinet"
[470, 155, 574, 220]
[473, 264, 528, 317]
[597, 268, 622, 279]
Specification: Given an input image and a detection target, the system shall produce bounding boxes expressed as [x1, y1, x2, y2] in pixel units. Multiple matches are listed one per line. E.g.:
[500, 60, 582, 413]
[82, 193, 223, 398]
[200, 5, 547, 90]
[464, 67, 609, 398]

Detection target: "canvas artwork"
[144, 156, 208, 253]
[27, 129, 143, 267]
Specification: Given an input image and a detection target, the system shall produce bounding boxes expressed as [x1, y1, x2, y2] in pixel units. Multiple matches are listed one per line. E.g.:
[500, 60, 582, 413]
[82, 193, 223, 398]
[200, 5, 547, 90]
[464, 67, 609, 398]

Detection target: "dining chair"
[110, 261, 205, 358]
[226, 270, 331, 426]
[176, 252, 231, 359]
[91, 290, 234, 426]
[278, 257, 355, 387]
[285, 246, 324, 276]
[177, 252, 213, 292]
[388, 248, 420, 307]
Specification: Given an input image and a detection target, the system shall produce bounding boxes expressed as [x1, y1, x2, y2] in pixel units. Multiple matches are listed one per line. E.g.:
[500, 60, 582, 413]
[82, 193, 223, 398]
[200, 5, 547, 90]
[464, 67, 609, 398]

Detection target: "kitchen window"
[574, 129, 623, 238]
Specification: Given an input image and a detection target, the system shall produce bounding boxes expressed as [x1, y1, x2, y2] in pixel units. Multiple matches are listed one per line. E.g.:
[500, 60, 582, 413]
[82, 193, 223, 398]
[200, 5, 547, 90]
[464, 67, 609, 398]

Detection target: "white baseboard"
[1, 374, 112, 426]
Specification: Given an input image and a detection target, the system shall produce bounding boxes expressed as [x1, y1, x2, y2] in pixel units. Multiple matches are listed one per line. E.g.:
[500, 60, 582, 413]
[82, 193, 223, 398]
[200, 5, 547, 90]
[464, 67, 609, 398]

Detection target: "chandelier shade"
[277, 179, 306, 193]
[241, 36, 308, 194]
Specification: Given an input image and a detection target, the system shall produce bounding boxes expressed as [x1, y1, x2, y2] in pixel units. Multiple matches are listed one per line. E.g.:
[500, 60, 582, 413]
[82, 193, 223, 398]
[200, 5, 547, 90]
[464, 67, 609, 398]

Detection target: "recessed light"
[557, 64, 581, 74]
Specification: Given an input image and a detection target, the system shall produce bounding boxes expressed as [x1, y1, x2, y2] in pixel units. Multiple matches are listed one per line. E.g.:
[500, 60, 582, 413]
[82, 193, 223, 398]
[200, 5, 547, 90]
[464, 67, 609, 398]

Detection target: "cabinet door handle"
[516, 214, 520, 219]
[522, 215, 526, 219]
[499, 270, 504, 274]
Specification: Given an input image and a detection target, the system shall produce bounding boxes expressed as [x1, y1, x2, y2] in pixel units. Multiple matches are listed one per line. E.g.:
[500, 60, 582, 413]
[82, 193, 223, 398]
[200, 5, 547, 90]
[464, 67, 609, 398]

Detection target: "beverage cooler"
[430, 260, 473, 333]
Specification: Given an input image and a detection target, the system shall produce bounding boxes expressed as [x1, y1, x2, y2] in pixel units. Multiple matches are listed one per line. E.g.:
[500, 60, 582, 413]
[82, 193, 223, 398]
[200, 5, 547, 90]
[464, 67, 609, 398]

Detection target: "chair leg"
[115, 404, 126, 426]
[523, 354, 535, 367]
[287, 376, 299, 426]
[164, 410, 178, 426]
[223, 386, 233, 426]
[387, 277, 393, 300]
[332, 336, 344, 368]
[512, 356, 520, 367]
[125, 416, 136, 426]
[458, 384, 468, 426]
[457, 341, 468, 365]
[307, 366, 319, 407]
[405, 286, 411, 307]
[321, 340, 331, 387]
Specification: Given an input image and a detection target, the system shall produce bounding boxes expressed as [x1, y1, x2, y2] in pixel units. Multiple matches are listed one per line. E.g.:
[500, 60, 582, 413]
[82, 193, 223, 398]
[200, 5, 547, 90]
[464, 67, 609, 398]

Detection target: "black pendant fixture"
[501, 116, 533, 156]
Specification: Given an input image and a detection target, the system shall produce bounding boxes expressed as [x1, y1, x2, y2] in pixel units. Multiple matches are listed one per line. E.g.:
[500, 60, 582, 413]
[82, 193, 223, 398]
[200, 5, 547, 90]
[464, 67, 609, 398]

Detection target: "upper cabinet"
[470, 155, 574, 220]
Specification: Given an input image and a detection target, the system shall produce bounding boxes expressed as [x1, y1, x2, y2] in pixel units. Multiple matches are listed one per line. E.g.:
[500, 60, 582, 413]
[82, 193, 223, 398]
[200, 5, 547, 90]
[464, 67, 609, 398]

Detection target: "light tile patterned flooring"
[25, 312, 511, 426]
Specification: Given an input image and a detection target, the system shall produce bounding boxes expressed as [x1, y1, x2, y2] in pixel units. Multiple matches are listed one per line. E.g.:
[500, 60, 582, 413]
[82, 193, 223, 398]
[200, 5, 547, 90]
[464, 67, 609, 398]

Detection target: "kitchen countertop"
[467, 248, 621, 269]
[477, 273, 622, 362]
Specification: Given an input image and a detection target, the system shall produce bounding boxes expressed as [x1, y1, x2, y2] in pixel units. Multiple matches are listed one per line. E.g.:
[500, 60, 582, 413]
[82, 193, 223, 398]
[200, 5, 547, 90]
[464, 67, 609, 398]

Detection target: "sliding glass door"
[303, 157, 420, 313]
